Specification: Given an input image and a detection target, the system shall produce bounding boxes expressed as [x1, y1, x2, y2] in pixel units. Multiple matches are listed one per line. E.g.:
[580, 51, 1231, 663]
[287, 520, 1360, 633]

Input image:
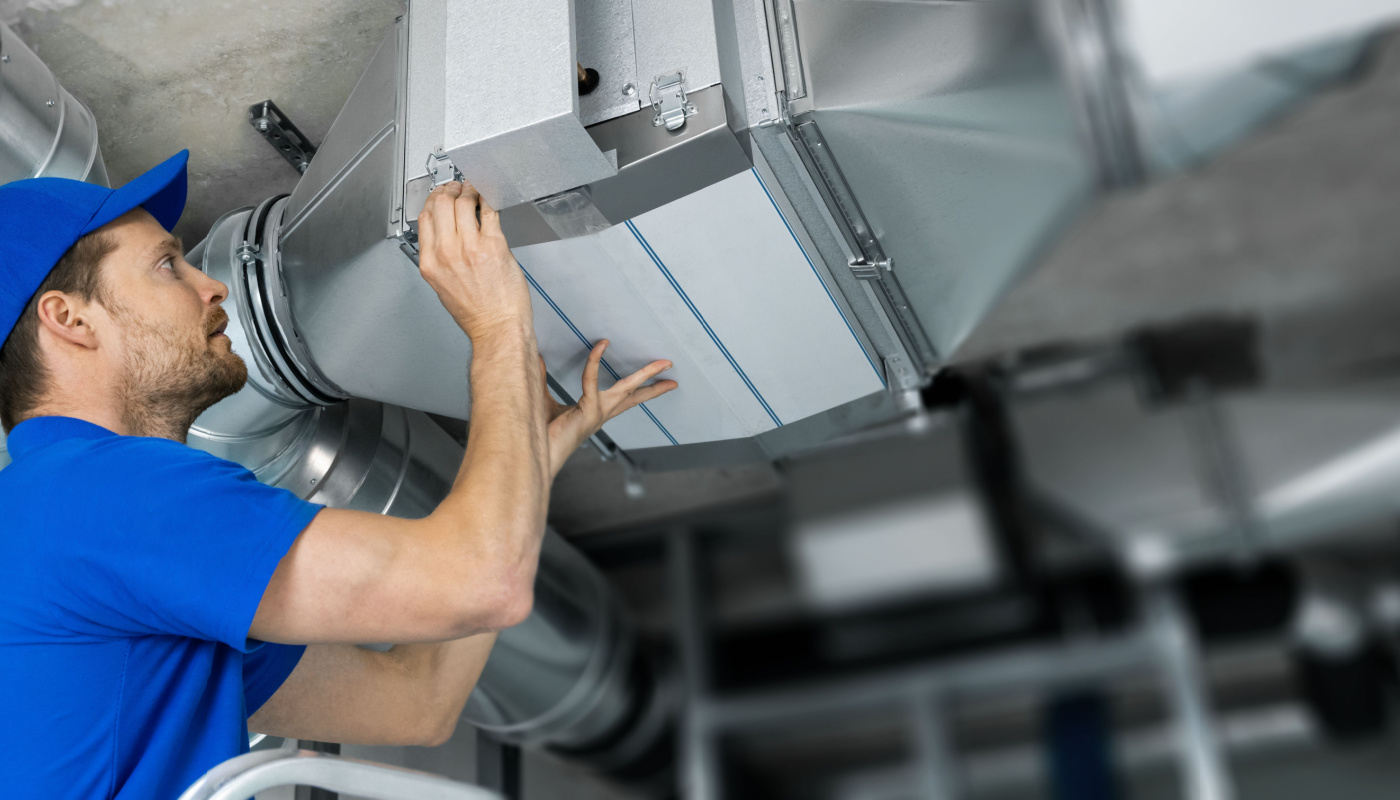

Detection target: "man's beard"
[112, 304, 249, 441]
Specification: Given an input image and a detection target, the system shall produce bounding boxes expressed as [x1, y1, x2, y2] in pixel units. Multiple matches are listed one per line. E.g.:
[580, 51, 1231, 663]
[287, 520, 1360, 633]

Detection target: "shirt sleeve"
[31, 436, 322, 649]
[244, 641, 307, 717]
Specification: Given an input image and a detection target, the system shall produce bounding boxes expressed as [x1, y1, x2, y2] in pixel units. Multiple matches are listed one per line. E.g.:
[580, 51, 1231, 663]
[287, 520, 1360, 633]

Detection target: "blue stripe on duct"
[625, 219, 784, 428]
[519, 261, 679, 446]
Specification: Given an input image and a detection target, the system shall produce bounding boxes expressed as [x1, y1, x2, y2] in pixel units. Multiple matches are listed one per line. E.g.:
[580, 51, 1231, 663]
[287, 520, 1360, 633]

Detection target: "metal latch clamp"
[649, 70, 697, 131]
[426, 150, 464, 188]
[850, 258, 894, 281]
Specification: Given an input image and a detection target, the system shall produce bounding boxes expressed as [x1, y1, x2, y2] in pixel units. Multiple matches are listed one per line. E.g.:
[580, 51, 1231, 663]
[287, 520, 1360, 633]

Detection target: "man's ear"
[35, 291, 100, 351]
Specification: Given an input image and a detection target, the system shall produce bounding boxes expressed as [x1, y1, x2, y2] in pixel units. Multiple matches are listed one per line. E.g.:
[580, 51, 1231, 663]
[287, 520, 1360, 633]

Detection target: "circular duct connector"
[206, 196, 348, 408]
[550, 650, 679, 793]
[462, 534, 675, 788]
[464, 532, 640, 749]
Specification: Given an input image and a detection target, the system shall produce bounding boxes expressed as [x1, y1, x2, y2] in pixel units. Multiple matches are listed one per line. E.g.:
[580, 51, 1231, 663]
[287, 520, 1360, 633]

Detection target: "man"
[0, 150, 677, 798]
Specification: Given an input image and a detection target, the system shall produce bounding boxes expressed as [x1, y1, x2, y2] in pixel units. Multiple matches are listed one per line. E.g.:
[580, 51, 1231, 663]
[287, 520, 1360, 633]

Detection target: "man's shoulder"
[0, 431, 254, 500]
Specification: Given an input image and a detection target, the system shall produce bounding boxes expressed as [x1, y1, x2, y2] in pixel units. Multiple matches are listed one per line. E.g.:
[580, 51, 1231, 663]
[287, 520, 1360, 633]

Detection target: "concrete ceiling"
[3, 0, 403, 244]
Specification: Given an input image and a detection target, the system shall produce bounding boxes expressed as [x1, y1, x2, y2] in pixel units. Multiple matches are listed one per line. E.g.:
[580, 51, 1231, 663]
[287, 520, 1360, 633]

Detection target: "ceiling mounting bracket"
[247, 100, 318, 174]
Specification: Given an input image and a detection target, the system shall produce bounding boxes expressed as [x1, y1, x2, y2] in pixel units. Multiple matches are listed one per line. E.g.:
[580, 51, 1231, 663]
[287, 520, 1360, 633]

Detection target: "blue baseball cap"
[0, 150, 189, 349]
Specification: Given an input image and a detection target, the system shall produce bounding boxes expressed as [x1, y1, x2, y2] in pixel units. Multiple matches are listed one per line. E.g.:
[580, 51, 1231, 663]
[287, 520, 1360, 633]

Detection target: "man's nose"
[194, 268, 229, 306]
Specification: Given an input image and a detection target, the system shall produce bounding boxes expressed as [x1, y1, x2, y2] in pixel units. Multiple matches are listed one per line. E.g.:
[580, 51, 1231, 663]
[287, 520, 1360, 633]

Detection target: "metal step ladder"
[178, 749, 505, 800]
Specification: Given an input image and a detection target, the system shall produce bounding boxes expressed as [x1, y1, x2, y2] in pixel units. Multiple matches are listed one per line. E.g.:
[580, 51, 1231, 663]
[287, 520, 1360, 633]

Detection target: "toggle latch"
[426, 150, 464, 188]
[649, 70, 697, 131]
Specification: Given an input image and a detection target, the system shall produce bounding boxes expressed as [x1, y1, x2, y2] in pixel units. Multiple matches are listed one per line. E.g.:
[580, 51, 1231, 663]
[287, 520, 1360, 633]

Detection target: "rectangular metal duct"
[268, 0, 1120, 460]
[428, 0, 619, 211]
[275, 8, 886, 451]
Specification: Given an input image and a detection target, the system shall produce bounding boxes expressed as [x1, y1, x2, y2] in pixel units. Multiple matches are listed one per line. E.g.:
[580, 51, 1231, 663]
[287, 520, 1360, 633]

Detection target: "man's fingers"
[479, 194, 502, 237]
[425, 183, 462, 254]
[619, 379, 678, 411]
[582, 340, 607, 398]
[454, 181, 481, 234]
[607, 359, 673, 396]
[416, 209, 436, 263]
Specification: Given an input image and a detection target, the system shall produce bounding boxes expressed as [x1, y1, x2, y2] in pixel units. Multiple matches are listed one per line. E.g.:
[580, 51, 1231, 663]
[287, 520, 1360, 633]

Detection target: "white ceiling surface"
[794, 492, 999, 612]
[1121, 0, 1400, 83]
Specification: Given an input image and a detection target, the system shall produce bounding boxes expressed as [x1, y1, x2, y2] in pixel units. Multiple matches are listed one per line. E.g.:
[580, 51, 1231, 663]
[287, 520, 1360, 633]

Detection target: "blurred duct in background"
[1043, 0, 1390, 183]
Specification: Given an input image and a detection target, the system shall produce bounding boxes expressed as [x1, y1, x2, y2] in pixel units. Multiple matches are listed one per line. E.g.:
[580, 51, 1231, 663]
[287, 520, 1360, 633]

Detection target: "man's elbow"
[483, 580, 534, 631]
[416, 713, 461, 748]
[447, 577, 533, 635]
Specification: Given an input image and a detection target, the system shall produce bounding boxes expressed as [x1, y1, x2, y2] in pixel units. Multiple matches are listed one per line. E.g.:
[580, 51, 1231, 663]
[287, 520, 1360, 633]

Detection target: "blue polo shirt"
[0, 416, 322, 798]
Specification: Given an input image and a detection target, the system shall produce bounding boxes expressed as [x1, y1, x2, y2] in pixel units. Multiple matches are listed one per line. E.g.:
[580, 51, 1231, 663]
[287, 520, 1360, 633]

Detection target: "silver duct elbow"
[0, 22, 107, 186]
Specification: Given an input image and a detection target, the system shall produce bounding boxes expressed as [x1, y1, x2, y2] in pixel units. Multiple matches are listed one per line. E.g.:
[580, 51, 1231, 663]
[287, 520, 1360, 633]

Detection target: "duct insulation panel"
[521, 168, 886, 449]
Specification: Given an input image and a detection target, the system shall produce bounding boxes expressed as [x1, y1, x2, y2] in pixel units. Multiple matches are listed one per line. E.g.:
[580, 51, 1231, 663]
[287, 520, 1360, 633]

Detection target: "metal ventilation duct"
[253, 2, 898, 458]
[246, 0, 1392, 464]
[1042, 0, 1397, 180]
[0, 22, 107, 186]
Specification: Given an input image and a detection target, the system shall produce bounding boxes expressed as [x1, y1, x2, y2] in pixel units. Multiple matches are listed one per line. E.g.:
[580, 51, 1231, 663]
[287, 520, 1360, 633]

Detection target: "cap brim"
[81, 149, 189, 235]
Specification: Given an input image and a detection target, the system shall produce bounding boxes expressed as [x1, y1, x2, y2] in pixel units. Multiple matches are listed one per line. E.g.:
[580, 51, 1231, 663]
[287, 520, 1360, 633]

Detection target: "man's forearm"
[249, 182, 560, 646]
[430, 321, 551, 619]
[249, 635, 499, 747]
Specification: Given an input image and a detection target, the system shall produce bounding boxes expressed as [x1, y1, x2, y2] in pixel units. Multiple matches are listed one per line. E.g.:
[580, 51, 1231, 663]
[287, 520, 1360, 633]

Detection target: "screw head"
[257, 119, 270, 132]
[622, 82, 636, 97]
[1, 54, 10, 63]
[46, 99, 55, 107]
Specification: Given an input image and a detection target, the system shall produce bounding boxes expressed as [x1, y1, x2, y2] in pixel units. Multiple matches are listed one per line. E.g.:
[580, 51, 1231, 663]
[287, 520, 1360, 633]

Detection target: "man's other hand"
[417, 181, 532, 340]
[543, 340, 677, 476]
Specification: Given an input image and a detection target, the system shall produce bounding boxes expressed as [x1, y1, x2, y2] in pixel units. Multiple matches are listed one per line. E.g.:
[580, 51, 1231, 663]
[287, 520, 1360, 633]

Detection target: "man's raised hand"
[416, 181, 532, 341]
[545, 340, 677, 476]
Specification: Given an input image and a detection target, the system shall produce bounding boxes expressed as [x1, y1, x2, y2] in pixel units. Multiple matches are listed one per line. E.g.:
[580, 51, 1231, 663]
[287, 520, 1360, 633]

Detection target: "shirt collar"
[5, 416, 119, 462]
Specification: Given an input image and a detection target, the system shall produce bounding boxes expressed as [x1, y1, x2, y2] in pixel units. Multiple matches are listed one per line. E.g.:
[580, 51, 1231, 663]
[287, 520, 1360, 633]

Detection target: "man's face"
[95, 209, 248, 428]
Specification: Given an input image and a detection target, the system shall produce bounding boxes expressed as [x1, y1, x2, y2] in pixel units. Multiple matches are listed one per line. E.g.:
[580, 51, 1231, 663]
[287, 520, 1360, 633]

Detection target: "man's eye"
[159, 258, 175, 272]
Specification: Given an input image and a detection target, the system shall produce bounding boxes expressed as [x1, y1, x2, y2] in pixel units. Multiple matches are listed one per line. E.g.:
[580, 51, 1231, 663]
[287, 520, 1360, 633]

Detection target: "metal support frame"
[670, 530, 721, 800]
[1181, 393, 1264, 564]
[911, 692, 958, 800]
[689, 612, 1234, 800]
[956, 370, 1041, 590]
[1145, 586, 1237, 800]
[668, 516, 1241, 799]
